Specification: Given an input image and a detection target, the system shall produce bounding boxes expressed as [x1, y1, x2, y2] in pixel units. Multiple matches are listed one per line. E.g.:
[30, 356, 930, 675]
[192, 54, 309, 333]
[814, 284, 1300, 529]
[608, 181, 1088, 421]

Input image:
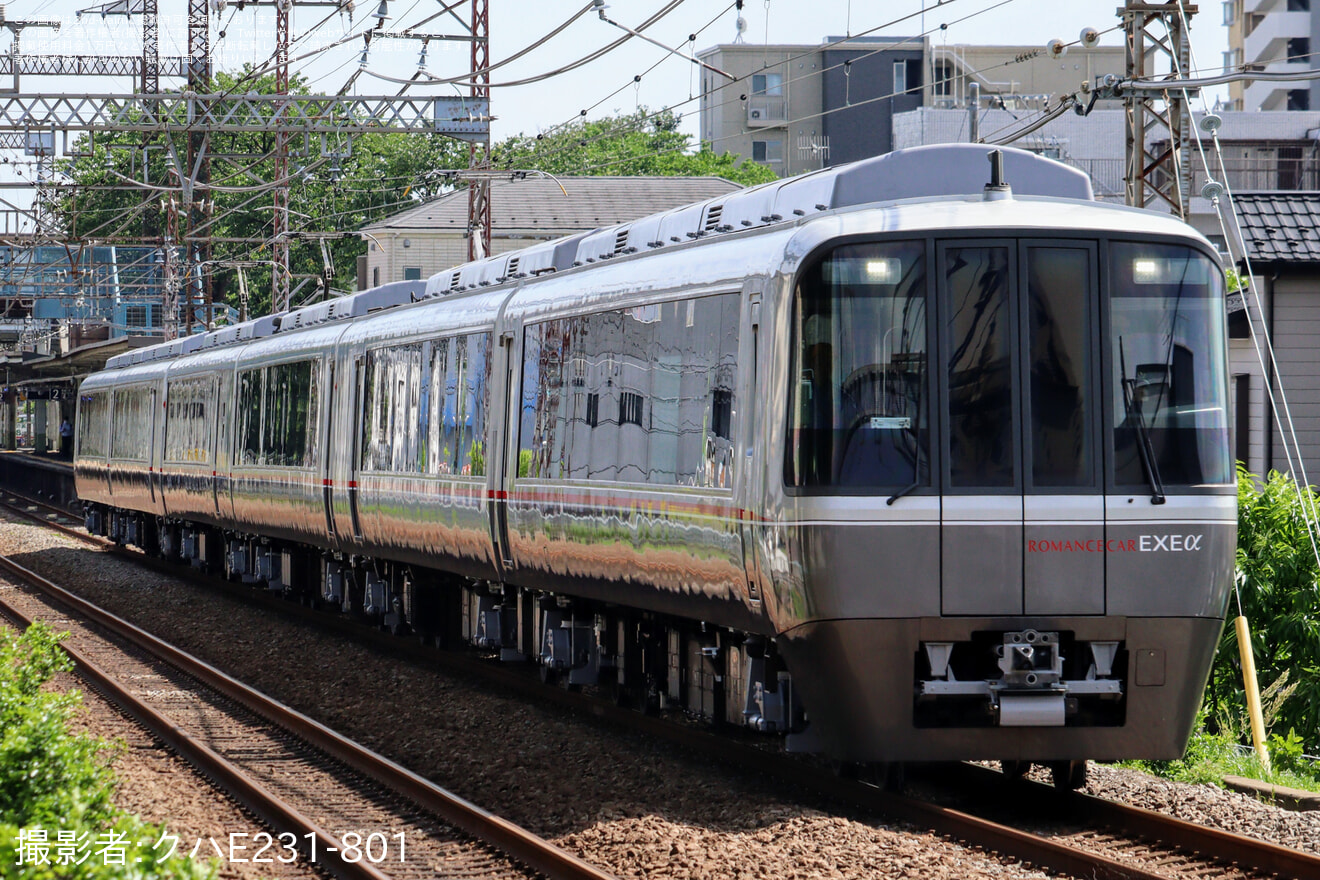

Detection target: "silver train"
[76, 144, 1236, 778]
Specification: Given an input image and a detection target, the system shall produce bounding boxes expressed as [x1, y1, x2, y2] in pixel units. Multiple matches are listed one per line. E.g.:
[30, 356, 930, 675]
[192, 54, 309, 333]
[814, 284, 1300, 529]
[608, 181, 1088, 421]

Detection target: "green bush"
[0, 623, 115, 830]
[0, 623, 215, 879]
[1207, 468, 1320, 755]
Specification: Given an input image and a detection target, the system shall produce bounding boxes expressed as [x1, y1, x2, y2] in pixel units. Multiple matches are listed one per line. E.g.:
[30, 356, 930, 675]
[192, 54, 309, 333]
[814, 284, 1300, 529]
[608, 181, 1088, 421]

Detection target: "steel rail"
[938, 761, 1320, 880]
[4, 491, 1320, 878]
[0, 540, 617, 880]
[0, 555, 391, 880]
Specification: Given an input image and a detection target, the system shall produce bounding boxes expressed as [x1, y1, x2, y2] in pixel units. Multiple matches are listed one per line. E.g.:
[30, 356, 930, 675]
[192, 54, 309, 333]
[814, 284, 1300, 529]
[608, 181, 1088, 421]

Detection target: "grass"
[1122, 710, 1320, 793]
[0, 621, 217, 880]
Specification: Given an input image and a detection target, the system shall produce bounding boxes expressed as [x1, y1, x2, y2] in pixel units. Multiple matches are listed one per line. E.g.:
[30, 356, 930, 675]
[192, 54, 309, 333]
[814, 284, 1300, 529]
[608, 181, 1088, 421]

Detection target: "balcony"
[1244, 0, 1291, 14]
[1062, 158, 1125, 201]
[1244, 11, 1310, 64]
[1243, 61, 1311, 109]
[1190, 154, 1320, 192]
[746, 96, 786, 127]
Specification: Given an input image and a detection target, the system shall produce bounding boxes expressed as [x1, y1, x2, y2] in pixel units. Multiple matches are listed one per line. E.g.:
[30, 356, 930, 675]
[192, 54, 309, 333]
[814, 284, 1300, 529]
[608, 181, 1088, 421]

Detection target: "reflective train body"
[76, 145, 1235, 768]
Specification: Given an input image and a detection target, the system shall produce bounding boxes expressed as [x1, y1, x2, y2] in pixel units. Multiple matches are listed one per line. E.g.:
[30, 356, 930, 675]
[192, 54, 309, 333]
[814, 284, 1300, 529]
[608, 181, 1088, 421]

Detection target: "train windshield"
[785, 241, 929, 489]
[1109, 243, 1231, 487]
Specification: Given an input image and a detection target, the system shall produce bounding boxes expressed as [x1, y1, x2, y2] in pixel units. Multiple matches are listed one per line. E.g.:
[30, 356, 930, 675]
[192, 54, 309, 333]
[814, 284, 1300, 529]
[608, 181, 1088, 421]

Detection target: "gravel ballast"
[3, 515, 1318, 878]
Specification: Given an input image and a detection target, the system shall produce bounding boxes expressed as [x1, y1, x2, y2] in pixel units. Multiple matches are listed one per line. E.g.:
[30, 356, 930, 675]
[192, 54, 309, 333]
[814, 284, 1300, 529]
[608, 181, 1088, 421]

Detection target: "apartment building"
[696, 37, 1125, 176]
[1225, 0, 1317, 111]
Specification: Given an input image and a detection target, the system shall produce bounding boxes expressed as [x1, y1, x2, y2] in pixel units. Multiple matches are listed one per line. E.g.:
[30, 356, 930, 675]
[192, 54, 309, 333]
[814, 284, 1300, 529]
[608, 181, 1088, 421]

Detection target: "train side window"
[518, 292, 740, 487]
[262, 359, 318, 468]
[238, 368, 264, 466]
[442, 336, 467, 472]
[425, 339, 449, 473]
[388, 347, 421, 472]
[459, 333, 491, 476]
[424, 335, 488, 477]
[165, 376, 216, 463]
[78, 392, 109, 458]
[518, 319, 570, 480]
[111, 387, 151, 461]
[361, 346, 420, 472]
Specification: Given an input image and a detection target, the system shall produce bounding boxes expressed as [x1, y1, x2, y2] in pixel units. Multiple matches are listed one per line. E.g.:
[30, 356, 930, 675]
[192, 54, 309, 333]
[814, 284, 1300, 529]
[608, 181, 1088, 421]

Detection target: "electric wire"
[1171, 4, 1320, 574]
[490, 0, 1041, 178]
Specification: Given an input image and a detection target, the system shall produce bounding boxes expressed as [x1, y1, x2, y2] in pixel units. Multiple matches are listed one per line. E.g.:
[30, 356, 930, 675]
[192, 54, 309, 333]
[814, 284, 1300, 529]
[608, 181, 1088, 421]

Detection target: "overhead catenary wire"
[2, 0, 1050, 295]
[491, 0, 1053, 178]
[1168, 5, 1320, 573]
[521, 0, 976, 163]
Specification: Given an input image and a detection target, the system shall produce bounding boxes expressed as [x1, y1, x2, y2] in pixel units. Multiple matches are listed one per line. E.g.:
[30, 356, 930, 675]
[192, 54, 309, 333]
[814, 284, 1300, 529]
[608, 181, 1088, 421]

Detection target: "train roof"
[94, 143, 1194, 374]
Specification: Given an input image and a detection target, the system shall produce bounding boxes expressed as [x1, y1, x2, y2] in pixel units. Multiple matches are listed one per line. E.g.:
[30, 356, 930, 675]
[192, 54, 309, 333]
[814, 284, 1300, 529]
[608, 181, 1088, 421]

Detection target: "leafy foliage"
[493, 108, 778, 187]
[1124, 707, 1320, 791]
[0, 623, 215, 879]
[1204, 467, 1320, 754]
[0, 623, 114, 829]
[53, 69, 469, 317]
[54, 81, 773, 318]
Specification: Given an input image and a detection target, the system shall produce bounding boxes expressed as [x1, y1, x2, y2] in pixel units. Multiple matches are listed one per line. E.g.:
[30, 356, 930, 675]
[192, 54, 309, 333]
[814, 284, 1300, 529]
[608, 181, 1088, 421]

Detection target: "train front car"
[766, 148, 1235, 770]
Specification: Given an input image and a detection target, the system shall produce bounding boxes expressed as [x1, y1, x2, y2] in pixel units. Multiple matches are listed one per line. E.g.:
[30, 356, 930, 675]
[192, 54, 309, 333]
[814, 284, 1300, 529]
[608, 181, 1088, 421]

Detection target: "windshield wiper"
[1119, 337, 1166, 505]
[887, 478, 919, 506]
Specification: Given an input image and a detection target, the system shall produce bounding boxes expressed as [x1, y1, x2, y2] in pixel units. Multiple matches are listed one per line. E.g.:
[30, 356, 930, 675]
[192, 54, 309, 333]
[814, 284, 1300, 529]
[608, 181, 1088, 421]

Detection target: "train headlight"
[1131, 255, 1213, 285]
[864, 258, 901, 283]
[1132, 259, 1161, 284]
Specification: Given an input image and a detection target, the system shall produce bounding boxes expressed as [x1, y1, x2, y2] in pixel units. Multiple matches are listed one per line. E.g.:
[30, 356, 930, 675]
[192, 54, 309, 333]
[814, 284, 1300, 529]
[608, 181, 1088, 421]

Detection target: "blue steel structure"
[0, 244, 235, 336]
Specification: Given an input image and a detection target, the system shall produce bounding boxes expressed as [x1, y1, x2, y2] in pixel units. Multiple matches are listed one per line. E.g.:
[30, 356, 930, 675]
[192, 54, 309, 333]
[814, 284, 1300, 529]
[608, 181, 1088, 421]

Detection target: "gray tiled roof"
[362, 175, 743, 234]
[1234, 193, 1320, 263]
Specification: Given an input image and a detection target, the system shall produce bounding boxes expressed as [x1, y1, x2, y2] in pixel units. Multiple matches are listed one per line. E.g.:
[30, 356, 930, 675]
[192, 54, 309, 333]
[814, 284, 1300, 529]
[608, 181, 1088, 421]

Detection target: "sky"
[0, 0, 1233, 215]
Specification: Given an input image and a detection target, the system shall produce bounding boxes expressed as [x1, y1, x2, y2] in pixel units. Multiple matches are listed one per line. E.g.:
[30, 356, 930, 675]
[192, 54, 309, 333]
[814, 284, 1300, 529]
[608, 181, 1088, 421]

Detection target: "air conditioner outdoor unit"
[750, 109, 762, 119]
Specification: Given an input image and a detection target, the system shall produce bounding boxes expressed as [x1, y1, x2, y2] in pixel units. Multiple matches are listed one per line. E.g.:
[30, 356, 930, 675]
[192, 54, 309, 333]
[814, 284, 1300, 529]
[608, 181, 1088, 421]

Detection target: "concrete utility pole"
[1121, 1, 1196, 218]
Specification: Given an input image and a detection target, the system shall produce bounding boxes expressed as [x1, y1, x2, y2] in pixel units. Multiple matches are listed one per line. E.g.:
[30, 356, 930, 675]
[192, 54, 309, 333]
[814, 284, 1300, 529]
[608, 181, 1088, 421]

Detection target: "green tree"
[54, 68, 469, 317]
[493, 108, 778, 187]
[56, 94, 774, 319]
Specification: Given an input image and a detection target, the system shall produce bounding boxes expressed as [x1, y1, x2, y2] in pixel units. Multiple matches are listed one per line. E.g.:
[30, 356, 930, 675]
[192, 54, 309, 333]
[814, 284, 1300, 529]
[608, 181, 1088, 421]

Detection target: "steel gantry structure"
[1120, 1, 1197, 218]
[1, 0, 490, 337]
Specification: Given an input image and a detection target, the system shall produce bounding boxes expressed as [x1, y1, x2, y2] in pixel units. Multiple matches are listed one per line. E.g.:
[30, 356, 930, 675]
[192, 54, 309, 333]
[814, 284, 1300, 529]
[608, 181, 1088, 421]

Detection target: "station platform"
[0, 450, 77, 512]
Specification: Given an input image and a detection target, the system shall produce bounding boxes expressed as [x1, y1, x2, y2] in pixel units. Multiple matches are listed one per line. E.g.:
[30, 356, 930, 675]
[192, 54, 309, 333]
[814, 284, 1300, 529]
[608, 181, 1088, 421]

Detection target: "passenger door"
[938, 240, 1102, 616]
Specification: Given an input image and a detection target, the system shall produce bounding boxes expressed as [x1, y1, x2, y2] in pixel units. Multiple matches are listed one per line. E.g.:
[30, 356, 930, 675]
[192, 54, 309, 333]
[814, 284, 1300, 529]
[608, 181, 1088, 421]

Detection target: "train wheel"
[1000, 760, 1031, 779]
[1050, 760, 1088, 790]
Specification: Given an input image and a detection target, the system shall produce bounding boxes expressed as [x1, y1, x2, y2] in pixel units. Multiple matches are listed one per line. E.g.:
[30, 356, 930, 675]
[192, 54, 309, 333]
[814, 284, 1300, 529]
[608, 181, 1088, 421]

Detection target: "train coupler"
[916, 630, 1124, 728]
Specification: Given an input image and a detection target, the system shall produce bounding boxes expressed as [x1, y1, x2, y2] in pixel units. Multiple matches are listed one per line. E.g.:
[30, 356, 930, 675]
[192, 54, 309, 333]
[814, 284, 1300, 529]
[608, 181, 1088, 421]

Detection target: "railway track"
[0, 529, 617, 880]
[3, 490, 1320, 879]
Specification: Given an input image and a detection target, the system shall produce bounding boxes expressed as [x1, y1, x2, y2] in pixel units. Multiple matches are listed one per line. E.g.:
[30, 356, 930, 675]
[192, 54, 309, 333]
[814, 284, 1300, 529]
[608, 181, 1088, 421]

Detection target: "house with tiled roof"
[357, 175, 744, 289]
[1229, 192, 1320, 481]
